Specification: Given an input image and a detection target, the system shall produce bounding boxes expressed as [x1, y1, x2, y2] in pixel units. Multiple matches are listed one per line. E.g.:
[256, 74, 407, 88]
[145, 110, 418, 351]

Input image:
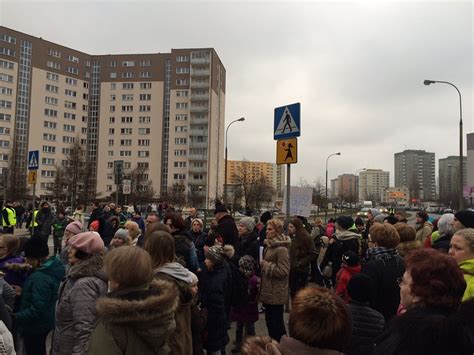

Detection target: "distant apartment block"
[0, 26, 226, 207]
[394, 150, 436, 201]
[332, 174, 358, 202]
[227, 160, 285, 194]
[358, 169, 389, 203]
[439, 155, 467, 205]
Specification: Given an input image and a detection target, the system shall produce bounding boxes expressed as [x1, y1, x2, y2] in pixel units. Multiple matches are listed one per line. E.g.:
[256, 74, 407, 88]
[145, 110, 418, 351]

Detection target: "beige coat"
[259, 234, 291, 305]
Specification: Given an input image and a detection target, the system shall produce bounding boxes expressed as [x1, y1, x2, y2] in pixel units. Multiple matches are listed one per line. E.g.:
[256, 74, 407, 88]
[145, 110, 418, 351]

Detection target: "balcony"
[190, 57, 211, 65]
[191, 68, 210, 76]
[189, 141, 208, 149]
[190, 117, 208, 125]
[190, 105, 209, 113]
[189, 154, 207, 161]
[190, 93, 209, 101]
[189, 129, 208, 136]
[188, 166, 207, 173]
[189, 177, 206, 184]
[190, 80, 209, 89]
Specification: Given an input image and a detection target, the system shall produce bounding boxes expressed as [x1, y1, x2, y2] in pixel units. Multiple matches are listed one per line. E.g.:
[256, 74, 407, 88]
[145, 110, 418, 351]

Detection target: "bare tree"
[61, 139, 87, 207]
[233, 161, 275, 210]
[45, 165, 68, 207]
[312, 177, 326, 210]
[127, 165, 155, 204]
[166, 182, 186, 208]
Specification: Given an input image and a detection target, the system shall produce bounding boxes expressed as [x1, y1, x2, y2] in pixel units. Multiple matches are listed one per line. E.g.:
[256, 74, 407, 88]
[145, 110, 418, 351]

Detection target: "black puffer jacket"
[348, 301, 385, 355]
[215, 214, 238, 247]
[172, 229, 193, 269]
[233, 230, 259, 263]
[432, 234, 452, 253]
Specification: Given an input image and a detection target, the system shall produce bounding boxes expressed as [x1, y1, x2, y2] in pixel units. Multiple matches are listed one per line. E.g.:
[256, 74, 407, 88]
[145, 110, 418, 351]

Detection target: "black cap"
[24, 237, 49, 259]
[336, 216, 354, 230]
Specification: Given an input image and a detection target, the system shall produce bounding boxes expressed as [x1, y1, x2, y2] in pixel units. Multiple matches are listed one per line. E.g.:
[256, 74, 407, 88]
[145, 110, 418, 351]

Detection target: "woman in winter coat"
[72, 204, 85, 227]
[145, 230, 194, 355]
[87, 246, 178, 355]
[0, 234, 27, 287]
[124, 220, 141, 247]
[448, 228, 474, 301]
[288, 217, 317, 298]
[432, 213, 455, 253]
[234, 217, 259, 263]
[259, 218, 290, 342]
[52, 231, 108, 355]
[15, 237, 65, 355]
[200, 245, 232, 354]
[373, 249, 471, 355]
[188, 219, 207, 270]
[394, 223, 420, 258]
[361, 223, 404, 321]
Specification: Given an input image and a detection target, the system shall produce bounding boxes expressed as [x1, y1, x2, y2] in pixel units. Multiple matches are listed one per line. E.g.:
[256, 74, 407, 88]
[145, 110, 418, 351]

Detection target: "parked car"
[357, 207, 371, 218]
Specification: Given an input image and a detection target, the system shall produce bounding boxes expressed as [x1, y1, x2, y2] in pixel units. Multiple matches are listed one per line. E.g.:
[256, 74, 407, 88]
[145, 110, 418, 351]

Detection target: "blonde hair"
[124, 221, 140, 239]
[1, 234, 19, 256]
[453, 228, 474, 252]
[267, 218, 284, 234]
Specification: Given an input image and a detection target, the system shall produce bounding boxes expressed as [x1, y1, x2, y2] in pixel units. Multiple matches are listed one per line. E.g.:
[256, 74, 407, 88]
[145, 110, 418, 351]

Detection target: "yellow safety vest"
[2, 207, 16, 227]
[32, 210, 38, 227]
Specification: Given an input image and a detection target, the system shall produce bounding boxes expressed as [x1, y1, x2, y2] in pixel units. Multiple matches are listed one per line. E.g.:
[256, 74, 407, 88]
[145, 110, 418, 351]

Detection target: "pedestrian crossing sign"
[28, 150, 39, 170]
[274, 103, 301, 140]
[276, 138, 298, 165]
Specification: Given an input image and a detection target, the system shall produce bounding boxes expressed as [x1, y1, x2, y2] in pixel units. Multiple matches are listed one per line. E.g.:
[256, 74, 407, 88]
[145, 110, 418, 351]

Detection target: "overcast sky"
[2, 0, 473, 186]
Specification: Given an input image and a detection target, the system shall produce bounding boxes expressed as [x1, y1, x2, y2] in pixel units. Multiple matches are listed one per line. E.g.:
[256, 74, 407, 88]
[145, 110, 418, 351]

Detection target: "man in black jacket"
[214, 205, 238, 248]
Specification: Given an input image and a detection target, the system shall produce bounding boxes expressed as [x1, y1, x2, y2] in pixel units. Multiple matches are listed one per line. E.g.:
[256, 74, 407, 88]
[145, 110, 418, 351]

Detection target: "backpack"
[229, 262, 249, 308]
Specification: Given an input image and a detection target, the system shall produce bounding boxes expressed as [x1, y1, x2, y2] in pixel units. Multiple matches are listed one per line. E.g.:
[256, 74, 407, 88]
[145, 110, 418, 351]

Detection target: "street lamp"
[224, 117, 245, 206]
[354, 168, 366, 209]
[424, 79, 463, 209]
[325, 152, 341, 223]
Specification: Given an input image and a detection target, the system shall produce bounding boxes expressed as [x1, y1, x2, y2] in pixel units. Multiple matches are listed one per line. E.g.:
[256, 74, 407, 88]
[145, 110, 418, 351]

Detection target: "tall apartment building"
[394, 150, 436, 201]
[333, 174, 358, 202]
[0, 26, 225, 208]
[438, 155, 466, 206]
[358, 169, 389, 203]
[227, 160, 285, 194]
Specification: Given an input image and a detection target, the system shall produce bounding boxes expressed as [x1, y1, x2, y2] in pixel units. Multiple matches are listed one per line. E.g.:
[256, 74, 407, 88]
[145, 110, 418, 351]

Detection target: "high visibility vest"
[2, 207, 16, 227]
[32, 210, 39, 228]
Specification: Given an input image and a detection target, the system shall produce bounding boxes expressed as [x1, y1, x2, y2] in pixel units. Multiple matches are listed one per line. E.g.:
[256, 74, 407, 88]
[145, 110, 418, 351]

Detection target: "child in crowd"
[230, 255, 260, 353]
[335, 250, 361, 302]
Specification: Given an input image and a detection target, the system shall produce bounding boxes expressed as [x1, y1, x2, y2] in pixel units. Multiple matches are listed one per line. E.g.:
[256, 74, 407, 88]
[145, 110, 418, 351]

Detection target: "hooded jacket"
[215, 214, 239, 247]
[335, 264, 361, 302]
[259, 235, 291, 305]
[154, 263, 194, 355]
[87, 279, 178, 355]
[16, 256, 65, 335]
[459, 258, 474, 301]
[325, 230, 360, 282]
[289, 232, 317, 273]
[52, 254, 108, 355]
[249, 335, 344, 355]
[415, 221, 433, 245]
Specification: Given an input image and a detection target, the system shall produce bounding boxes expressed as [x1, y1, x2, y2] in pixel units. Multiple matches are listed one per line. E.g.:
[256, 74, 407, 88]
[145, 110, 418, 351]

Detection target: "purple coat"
[0, 254, 28, 287]
[230, 275, 260, 323]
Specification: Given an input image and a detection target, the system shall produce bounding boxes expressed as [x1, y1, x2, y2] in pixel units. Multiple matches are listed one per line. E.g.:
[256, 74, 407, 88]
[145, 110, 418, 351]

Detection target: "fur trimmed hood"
[264, 234, 291, 249]
[96, 279, 179, 351]
[67, 254, 106, 281]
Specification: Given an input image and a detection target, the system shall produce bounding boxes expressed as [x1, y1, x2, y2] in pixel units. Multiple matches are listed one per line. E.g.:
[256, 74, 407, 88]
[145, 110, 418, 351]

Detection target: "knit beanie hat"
[205, 245, 224, 265]
[113, 228, 129, 243]
[65, 221, 83, 235]
[369, 208, 380, 217]
[260, 211, 272, 224]
[336, 216, 354, 230]
[69, 231, 104, 255]
[89, 220, 100, 231]
[23, 237, 49, 259]
[354, 217, 364, 226]
[214, 204, 227, 214]
[342, 250, 360, 267]
[192, 218, 203, 227]
[374, 214, 387, 224]
[454, 210, 474, 229]
[239, 255, 256, 278]
[347, 273, 373, 303]
[239, 217, 256, 232]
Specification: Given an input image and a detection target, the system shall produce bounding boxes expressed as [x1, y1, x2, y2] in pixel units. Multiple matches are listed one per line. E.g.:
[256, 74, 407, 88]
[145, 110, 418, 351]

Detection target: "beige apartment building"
[0, 26, 225, 208]
[227, 160, 286, 194]
[358, 169, 390, 203]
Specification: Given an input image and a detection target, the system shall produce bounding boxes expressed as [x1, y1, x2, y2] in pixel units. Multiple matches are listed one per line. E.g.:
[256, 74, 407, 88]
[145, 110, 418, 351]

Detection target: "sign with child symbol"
[276, 138, 297, 165]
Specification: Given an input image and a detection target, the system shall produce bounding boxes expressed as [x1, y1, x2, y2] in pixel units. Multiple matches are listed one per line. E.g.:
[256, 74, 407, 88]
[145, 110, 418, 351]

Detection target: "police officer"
[2, 201, 16, 234]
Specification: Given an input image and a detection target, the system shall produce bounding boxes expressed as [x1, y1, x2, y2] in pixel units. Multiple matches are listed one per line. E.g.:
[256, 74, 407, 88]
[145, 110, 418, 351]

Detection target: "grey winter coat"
[52, 254, 108, 355]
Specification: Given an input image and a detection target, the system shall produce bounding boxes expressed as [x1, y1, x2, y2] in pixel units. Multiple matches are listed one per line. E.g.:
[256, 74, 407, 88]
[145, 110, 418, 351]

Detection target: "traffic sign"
[28, 150, 39, 170]
[276, 138, 297, 165]
[274, 103, 301, 140]
[28, 171, 37, 184]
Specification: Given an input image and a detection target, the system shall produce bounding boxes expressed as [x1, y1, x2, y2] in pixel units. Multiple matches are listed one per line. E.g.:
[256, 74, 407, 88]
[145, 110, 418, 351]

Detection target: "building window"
[138, 151, 149, 158]
[67, 66, 79, 75]
[176, 90, 188, 97]
[110, 83, 116, 90]
[139, 94, 151, 101]
[120, 128, 132, 135]
[45, 96, 58, 105]
[120, 139, 132, 146]
[65, 89, 77, 97]
[139, 105, 151, 112]
[82, 104, 88, 111]
[108, 151, 114, 157]
[175, 137, 187, 145]
[139, 60, 151, 67]
[140, 82, 152, 89]
[121, 116, 133, 123]
[63, 124, 75, 132]
[0, 48, 15, 57]
[138, 139, 150, 146]
[64, 112, 76, 120]
[175, 126, 188, 132]
[0, 35, 16, 44]
[122, 94, 134, 101]
[42, 145, 56, 153]
[0, 60, 14, 70]
[139, 72, 151, 78]
[176, 67, 190, 74]
[65, 77, 77, 86]
[0, 114, 11, 122]
[0, 74, 13, 83]
[45, 84, 59, 93]
[0, 86, 12, 95]
[176, 55, 189, 62]
[108, 139, 114, 146]
[120, 151, 132, 157]
[176, 102, 188, 109]
[43, 133, 56, 141]
[46, 61, 60, 70]
[174, 161, 187, 168]
[139, 116, 151, 123]
[82, 116, 87, 123]
[110, 61, 117, 67]
[110, 106, 115, 112]
[110, 72, 117, 79]
[64, 101, 76, 109]
[122, 61, 135, 67]
[138, 128, 150, 135]
[109, 117, 115, 123]
[110, 94, 116, 101]
[48, 49, 61, 57]
[41, 157, 55, 165]
[122, 72, 133, 79]
[174, 149, 187, 156]
[67, 55, 79, 63]
[109, 128, 115, 135]
[44, 108, 57, 117]
[63, 136, 75, 144]
[122, 83, 134, 90]
[0, 127, 9, 135]
[41, 170, 56, 178]
[44, 121, 57, 129]
[46, 72, 59, 81]
[81, 128, 87, 134]
[176, 79, 188, 86]
[122, 105, 133, 112]
[174, 173, 186, 180]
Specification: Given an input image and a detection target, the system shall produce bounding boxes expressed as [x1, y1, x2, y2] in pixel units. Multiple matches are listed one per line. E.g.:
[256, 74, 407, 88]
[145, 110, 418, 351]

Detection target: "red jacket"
[336, 264, 361, 302]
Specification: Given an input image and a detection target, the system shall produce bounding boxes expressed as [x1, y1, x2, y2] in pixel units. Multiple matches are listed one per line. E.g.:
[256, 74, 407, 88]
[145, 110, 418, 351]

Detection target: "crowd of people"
[0, 200, 473, 354]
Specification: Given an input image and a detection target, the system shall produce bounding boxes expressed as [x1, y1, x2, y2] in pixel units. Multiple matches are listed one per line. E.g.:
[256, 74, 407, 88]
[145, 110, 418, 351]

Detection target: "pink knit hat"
[68, 231, 104, 255]
[65, 221, 83, 235]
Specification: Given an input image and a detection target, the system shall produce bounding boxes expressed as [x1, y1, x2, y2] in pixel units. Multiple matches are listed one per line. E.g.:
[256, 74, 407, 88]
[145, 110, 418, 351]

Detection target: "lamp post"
[224, 117, 245, 206]
[325, 152, 341, 223]
[424, 80, 463, 209]
[354, 168, 366, 209]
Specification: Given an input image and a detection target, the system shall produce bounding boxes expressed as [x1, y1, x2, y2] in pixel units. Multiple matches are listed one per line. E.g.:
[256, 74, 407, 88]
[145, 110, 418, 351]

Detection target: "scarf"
[366, 246, 399, 261]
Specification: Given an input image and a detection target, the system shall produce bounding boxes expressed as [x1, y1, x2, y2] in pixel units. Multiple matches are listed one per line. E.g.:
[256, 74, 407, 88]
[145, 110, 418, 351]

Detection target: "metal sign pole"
[286, 164, 291, 224]
[32, 183, 36, 237]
